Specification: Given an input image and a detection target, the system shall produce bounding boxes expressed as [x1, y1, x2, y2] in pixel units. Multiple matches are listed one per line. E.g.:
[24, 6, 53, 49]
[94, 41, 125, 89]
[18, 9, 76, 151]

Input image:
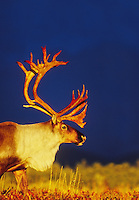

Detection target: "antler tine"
[42, 46, 47, 63]
[57, 84, 88, 117]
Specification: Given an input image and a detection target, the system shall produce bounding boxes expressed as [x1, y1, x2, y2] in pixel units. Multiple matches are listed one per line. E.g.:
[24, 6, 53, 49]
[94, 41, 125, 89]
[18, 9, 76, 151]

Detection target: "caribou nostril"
[81, 135, 86, 142]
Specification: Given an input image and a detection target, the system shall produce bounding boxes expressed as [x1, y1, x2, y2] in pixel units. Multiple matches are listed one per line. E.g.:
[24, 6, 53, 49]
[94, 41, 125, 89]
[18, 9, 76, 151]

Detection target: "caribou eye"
[61, 124, 67, 130]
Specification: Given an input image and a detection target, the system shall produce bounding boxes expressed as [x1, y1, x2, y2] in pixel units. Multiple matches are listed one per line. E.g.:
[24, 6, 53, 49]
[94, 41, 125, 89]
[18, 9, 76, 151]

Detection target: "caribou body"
[0, 47, 88, 192]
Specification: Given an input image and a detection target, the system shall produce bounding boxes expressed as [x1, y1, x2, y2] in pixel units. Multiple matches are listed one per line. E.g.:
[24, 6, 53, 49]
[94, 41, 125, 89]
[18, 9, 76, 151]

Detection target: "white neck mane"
[15, 123, 61, 171]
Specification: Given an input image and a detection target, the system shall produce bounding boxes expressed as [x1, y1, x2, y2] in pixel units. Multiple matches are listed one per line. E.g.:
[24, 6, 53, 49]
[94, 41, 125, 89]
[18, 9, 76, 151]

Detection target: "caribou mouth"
[76, 135, 86, 146]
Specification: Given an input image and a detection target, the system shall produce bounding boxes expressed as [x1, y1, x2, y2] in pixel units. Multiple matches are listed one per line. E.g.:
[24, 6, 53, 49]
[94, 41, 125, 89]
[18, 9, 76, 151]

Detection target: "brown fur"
[0, 122, 17, 152]
[0, 122, 21, 176]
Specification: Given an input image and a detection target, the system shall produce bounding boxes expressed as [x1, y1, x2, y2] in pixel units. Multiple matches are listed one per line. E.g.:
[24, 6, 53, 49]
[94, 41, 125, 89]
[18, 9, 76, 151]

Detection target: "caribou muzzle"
[75, 130, 86, 146]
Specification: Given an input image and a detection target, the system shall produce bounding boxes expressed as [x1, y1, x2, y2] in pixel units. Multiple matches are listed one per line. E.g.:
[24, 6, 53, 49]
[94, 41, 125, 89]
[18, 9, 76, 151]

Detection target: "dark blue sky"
[0, 0, 139, 161]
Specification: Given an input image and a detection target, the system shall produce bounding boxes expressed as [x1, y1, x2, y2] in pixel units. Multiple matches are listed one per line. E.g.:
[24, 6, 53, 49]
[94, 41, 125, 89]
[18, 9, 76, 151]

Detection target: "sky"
[0, 0, 139, 162]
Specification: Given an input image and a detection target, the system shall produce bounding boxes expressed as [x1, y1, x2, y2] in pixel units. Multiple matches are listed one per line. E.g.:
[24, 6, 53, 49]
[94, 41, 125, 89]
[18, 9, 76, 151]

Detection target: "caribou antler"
[57, 85, 88, 128]
[17, 47, 68, 117]
[17, 47, 88, 128]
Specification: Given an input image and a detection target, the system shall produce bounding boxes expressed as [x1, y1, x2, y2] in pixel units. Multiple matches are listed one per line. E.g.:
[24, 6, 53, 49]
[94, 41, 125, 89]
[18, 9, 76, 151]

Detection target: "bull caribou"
[0, 47, 88, 192]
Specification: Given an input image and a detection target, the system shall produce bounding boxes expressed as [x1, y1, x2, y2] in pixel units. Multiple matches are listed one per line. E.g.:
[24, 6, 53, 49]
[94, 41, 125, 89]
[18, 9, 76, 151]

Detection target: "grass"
[1, 161, 139, 199]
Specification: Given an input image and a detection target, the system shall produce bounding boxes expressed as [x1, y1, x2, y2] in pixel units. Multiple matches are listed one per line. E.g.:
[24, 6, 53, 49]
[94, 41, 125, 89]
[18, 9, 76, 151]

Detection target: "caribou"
[0, 47, 88, 192]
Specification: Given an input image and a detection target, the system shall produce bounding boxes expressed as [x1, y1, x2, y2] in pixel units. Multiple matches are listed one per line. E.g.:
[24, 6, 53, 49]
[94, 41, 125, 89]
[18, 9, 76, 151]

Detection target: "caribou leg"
[13, 169, 28, 193]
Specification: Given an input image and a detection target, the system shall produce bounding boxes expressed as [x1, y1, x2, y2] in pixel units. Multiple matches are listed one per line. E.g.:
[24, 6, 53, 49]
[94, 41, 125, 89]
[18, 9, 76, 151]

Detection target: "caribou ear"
[52, 115, 57, 125]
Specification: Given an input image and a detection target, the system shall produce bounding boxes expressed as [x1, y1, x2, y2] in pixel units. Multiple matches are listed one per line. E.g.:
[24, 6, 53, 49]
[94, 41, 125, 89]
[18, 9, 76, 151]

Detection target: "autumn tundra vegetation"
[1, 161, 139, 199]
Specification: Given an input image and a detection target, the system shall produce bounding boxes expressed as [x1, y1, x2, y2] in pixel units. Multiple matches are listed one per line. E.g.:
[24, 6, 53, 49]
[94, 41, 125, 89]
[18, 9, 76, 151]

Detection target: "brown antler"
[17, 47, 88, 128]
